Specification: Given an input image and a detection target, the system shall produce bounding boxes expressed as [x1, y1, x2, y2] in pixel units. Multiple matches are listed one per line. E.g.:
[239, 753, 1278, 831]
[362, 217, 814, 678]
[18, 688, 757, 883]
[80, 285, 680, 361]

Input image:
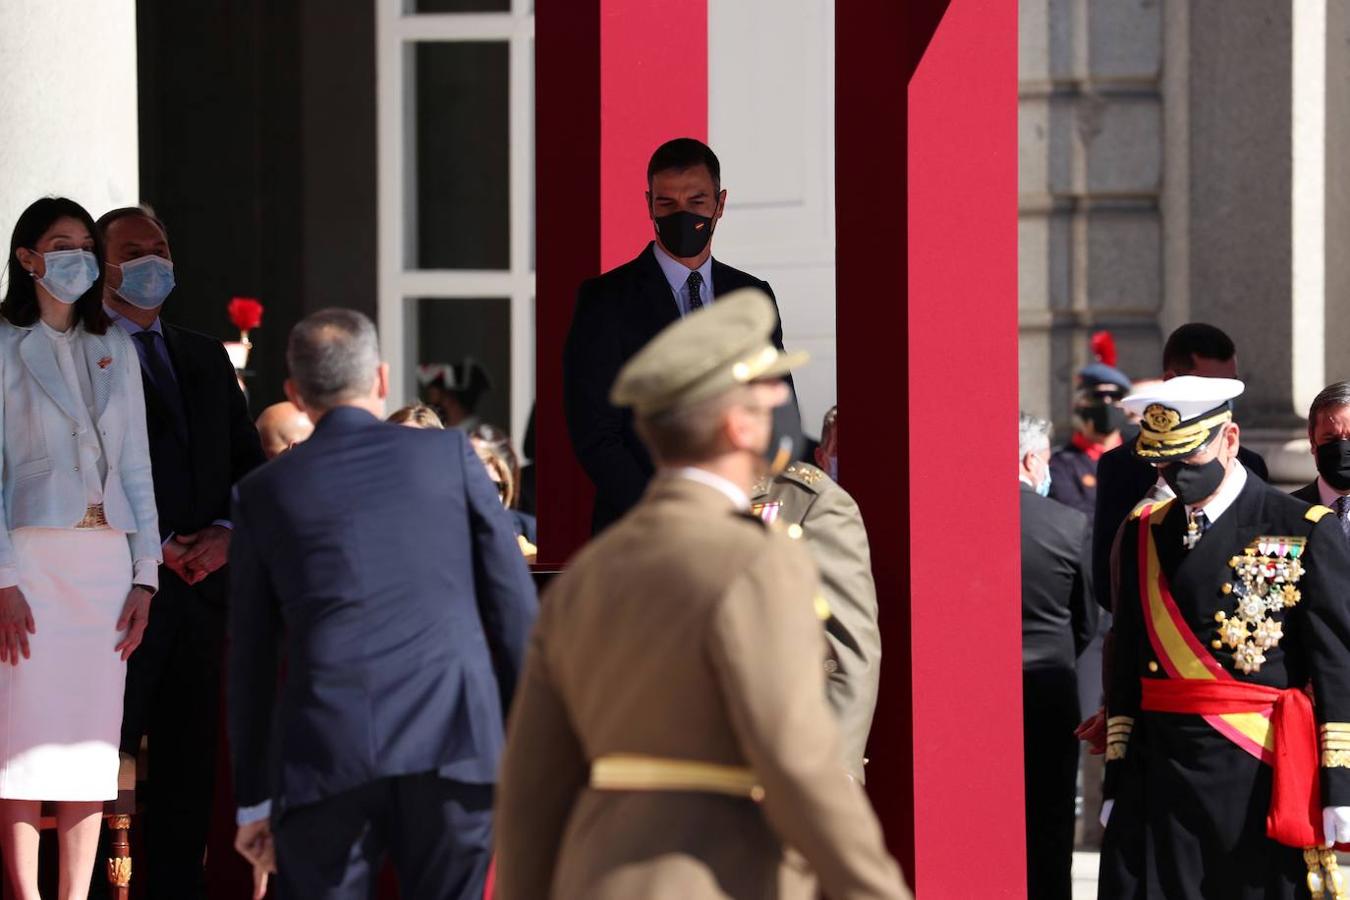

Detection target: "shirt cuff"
[0, 565, 17, 590]
[212, 519, 233, 530]
[132, 560, 160, 591]
[161, 532, 176, 548]
[237, 800, 271, 826]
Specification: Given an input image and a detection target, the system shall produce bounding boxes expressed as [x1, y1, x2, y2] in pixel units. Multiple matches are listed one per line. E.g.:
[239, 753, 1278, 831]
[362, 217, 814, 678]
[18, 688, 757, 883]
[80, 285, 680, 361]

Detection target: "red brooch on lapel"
[98, 357, 113, 369]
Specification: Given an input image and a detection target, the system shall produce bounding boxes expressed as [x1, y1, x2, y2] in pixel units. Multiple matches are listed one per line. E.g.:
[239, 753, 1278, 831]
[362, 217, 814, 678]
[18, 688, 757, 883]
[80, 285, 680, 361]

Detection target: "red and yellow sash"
[1135, 501, 1328, 849]
[1136, 501, 1276, 761]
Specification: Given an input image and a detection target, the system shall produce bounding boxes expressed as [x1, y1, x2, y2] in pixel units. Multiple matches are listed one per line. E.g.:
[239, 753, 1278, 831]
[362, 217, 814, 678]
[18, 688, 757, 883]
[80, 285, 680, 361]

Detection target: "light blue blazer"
[0, 320, 161, 589]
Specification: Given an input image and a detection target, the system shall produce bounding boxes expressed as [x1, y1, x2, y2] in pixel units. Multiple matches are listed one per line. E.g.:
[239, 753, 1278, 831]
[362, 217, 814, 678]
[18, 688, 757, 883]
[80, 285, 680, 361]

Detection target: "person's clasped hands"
[164, 524, 232, 585]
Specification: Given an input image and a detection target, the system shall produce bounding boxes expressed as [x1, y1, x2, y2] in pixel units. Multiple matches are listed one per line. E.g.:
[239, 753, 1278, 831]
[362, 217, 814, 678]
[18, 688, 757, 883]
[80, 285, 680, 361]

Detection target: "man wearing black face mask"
[564, 138, 795, 533]
[1049, 361, 1132, 517]
[1099, 376, 1350, 900]
[1293, 382, 1350, 545]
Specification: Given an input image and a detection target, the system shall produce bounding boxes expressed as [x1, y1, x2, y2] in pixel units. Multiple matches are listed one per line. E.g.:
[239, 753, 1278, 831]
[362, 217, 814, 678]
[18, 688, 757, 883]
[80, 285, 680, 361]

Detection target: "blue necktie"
[685, 271, 704, 313]
[1337, 495, 1350, 543]
[133, 331, 188, 441]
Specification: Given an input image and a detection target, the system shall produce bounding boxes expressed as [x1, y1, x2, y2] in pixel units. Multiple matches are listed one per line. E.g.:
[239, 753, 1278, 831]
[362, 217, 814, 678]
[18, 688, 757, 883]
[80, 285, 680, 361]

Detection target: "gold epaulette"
[1106, 715, 1134, 761]
[1321, 723, 1350, 768]
[1128, 496, 1171, 521]
[779, 462, 828, 491]
[1308, 504, 1335, 524]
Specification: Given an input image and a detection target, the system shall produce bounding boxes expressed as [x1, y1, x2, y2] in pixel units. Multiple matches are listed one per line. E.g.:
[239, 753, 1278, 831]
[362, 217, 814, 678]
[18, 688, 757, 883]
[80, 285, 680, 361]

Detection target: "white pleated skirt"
[0, 527, 131, 801]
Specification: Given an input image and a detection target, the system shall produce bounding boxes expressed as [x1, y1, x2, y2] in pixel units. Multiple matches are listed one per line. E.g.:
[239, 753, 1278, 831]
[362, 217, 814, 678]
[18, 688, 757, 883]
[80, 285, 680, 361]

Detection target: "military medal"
[752, 501, 781, 525]
[1215, 536, 1306, 674]
[1183, 516, 1201, 550]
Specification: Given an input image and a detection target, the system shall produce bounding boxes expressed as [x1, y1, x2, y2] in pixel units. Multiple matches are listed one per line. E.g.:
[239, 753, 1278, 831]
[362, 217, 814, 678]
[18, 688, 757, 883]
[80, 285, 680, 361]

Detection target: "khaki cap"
[610, 288, 808, 416]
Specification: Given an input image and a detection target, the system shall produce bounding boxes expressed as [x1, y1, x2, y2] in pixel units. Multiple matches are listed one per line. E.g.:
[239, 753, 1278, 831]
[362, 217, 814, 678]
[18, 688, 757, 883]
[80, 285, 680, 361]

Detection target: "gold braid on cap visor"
[731, 346, 782, 383]
[1134, 409, 1233, 459]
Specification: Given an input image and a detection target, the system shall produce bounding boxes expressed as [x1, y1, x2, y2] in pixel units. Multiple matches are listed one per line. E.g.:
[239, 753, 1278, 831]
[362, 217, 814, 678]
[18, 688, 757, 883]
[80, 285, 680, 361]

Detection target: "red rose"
[228, 297, 264, 332]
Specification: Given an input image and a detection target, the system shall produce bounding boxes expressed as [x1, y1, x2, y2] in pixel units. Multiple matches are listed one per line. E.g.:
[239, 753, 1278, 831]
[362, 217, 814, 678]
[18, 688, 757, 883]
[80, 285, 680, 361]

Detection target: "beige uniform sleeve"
[804, 483, 881, 780]
[493, 600, 588, 900]
[706, 536, 906, 900]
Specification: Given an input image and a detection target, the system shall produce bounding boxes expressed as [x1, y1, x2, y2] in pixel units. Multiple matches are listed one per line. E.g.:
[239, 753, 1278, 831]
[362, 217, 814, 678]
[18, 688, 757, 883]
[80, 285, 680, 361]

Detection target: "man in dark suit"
[1092, 324, 1268, 611]
[564, 137, 792, 532]
[1018, 413, 1094, 900]
[229, 310, 537, 900]
[1292, 384, 1350, 546]
[96, 207, 266, 897]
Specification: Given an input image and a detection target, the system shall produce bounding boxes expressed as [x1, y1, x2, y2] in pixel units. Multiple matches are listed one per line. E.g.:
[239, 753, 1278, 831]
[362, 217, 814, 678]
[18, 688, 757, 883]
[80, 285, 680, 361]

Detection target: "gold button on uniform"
[1148, 661, 1160, 673]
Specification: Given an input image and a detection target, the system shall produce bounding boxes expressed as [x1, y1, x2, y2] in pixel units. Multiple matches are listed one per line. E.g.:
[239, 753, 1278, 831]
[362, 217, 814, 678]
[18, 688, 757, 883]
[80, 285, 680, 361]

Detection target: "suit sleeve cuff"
[132, 560, 160, 591]
[237, 800, 271, 825]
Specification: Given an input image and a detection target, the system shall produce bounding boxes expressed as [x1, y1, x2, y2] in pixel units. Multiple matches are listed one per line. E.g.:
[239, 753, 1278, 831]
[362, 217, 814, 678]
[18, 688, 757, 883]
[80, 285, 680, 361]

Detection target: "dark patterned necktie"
[133, 330, 188, 439]
[685, 270, 704, 313]
[1184, 509, 1209, 550]
[1337, 495, 1350, 543]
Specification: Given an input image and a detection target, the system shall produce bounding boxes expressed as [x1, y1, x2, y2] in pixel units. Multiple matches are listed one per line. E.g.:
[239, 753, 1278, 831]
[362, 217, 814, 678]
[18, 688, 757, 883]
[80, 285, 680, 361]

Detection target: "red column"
[837, 0, 1023, 894]
[535, 0, 707, 566]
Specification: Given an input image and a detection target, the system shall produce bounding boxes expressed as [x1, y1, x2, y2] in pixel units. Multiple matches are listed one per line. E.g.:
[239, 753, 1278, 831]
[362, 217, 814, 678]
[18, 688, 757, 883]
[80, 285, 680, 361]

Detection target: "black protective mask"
[1083, 404, 1127, 436]
[1160, 457, 1228, 505]
[1315, 438, 1350, 491]
[654, 210, 715, 259]
[763, 400, 803, 476]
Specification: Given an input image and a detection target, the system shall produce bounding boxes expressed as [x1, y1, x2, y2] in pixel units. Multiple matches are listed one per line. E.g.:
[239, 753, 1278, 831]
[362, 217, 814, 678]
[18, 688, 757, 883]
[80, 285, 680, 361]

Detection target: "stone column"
[1176, 0, 1349, 481]
[0, 1, 139, 255]
[1018, 0, 1163, 432]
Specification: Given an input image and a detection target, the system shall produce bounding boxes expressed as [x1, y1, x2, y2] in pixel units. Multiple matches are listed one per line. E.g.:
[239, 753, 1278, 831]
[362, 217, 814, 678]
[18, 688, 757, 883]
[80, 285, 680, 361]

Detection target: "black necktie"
[1337, 495, 1350, 543]
[133, 331, 188, 439]
[685, 271, 704, 313]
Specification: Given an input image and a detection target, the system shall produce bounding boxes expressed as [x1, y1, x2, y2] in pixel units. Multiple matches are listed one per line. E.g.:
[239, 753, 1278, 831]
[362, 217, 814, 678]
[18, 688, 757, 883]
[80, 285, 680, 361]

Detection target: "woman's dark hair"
[2, 197, 109, 334]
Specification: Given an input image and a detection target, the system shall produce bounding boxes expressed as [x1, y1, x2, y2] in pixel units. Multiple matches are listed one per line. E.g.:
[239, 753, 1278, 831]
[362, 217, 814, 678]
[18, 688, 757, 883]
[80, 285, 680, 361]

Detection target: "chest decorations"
[1214, 537, 1306, 674]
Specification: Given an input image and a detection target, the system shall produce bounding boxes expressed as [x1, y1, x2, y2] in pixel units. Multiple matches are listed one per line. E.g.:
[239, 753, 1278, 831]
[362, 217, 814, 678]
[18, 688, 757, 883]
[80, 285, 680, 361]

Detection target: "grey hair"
[286, 309, 381, 410]
[1019, 412, 1052, 460]
[1308, 381, 1350, 435]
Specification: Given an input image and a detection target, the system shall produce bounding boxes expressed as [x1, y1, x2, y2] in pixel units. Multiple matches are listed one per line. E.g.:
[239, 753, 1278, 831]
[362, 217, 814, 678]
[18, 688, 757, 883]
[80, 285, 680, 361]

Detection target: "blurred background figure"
[255, 401, 313, 460]
[1048, 332, 1131, 517]
[751, 405, 878, 781]
[417, 360, 491, 431]
[388, 403, 444, 430]
[1294, 383, 1350, 543]
[813, 405, 838, 480]
[1018, 412, 1094, 900]
[469, 424, 536, 557]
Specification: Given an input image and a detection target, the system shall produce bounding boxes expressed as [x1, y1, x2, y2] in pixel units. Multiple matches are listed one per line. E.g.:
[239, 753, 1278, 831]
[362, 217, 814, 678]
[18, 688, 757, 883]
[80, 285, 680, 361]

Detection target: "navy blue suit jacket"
[227, 407, 538, 815]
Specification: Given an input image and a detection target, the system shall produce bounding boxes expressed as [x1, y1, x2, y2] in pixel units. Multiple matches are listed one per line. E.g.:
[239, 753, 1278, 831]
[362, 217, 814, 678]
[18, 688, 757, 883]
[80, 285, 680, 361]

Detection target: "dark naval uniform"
[1048, 439, 1105, 518]
[1102, 471, 1350, 899]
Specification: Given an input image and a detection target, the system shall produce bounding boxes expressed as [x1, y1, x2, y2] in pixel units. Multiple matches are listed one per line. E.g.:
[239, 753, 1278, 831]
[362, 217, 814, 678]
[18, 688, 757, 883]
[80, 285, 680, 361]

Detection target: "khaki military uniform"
[494, 475, 906, 900]
[751, 462, 880, 781]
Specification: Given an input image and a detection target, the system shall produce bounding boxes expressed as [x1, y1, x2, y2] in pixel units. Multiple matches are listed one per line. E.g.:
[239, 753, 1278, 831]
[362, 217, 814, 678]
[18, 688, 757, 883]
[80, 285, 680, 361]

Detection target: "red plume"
[1091, 330, 1117, 367]
[228, 297, 264, 332]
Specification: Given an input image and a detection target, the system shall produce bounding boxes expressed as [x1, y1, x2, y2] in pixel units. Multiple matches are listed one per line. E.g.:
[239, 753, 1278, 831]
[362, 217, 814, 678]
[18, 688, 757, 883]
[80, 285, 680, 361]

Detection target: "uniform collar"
[652, 241, 714, 300]
[1318, 475, 1350, 506]
[1185, 459, 1247, 524]
[104, 305, 163, 338]
[673, 466, 750, 511]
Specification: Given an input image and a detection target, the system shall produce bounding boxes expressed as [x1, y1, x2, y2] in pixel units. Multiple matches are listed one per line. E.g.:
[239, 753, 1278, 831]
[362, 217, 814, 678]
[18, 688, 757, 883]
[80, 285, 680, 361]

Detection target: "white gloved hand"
[1100, 799, 1114, 829]
[1323, 806, 1350, 847]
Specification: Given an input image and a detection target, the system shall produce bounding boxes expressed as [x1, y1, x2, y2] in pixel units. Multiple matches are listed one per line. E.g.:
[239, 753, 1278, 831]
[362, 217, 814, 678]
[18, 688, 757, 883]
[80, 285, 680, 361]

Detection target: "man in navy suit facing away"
[227, 309, 538, 900]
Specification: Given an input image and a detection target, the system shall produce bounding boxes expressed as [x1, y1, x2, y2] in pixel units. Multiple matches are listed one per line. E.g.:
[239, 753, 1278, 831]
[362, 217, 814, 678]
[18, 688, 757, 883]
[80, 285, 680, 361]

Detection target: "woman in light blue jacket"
[0, 198, 160, 900]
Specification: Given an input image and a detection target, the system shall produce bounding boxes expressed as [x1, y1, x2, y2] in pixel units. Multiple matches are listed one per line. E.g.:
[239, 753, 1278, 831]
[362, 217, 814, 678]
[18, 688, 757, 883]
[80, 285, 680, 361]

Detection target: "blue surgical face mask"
[113, 254, 175, 310]
[35, 249, 99, 304]
[1035, 457, 1053, 497]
